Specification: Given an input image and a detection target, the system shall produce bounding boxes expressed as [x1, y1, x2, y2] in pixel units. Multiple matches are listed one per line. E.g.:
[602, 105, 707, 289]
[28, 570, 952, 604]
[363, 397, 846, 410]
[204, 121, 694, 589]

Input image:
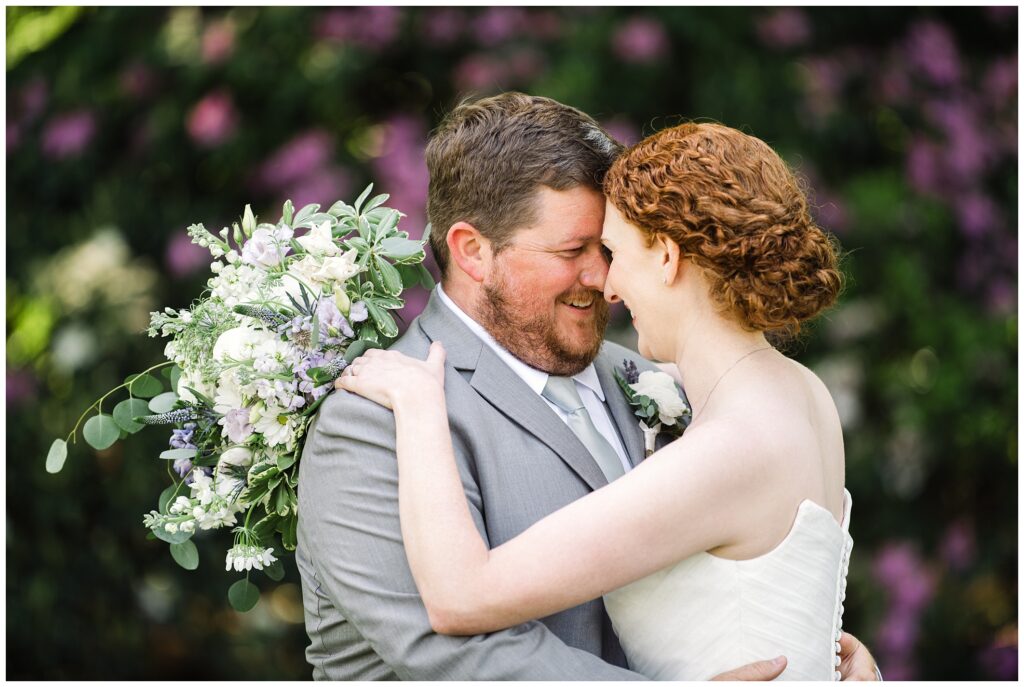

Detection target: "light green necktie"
[542, 376, 626, 483]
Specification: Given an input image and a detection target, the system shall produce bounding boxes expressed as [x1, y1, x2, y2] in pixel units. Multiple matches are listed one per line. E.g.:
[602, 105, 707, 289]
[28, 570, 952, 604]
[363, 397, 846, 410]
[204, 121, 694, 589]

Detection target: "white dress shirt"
[436, 285, 632, 474]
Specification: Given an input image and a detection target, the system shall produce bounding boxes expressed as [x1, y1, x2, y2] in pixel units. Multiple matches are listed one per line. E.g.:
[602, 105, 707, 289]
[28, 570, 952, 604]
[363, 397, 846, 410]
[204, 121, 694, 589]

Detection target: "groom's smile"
[477, 186, 611, 376]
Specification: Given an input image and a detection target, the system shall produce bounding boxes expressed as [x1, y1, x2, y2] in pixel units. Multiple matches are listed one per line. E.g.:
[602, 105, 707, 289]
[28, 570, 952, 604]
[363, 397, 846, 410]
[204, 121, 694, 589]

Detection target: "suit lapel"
[417, 290, 608, 491]
[594, 350, 646, 468]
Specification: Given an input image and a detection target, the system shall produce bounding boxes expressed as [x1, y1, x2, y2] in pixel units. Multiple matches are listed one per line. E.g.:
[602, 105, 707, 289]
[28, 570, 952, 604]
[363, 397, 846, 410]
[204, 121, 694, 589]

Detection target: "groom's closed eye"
[600, 245, 613, 263]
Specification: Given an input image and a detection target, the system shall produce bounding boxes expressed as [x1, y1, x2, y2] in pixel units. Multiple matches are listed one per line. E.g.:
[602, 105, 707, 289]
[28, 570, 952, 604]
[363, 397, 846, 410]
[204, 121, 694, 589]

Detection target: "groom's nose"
[577, 245, 609, 291]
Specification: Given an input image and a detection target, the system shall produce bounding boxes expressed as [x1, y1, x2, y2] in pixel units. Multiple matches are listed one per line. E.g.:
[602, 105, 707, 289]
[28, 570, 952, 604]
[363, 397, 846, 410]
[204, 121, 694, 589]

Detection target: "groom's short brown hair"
[425, 92, 623, 277]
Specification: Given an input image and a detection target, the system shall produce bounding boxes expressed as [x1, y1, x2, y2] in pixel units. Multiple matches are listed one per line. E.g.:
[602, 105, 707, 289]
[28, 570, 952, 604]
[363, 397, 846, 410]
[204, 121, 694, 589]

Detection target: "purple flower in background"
[979, 637, 1019, 679]
[453, 53, 508, 91]
[756, 8, 811, 49]
[18, 78, 48, 123]
[939, 520, 976, 572]
[904, 136, 943, 196]
[954, 192, 1000, 239]
[256, 129, 334, 192]
[924, 99, 993, 178]
[201, 19, 235, 64]
[904, 20, 961, 87]
[420, 8, 465, 44]
[222, 407, 254, 443]
[985, 5, 1018, 24]
[41, 110, 96, 160]
[186, 90, 238, 148]
[526, 10, 562, 41]
[986, 279, 1016, 316]
[877, 65, 912, 105]
[612, 17, 670, 64]
[872, 542, 936, 611]
[6, 367, 37, 407]
[983, 54, 1018, 107]
[472, 7, 526, 46]
[508, 48, 545, 83]
[317, 6, 401, 50]
[601, 117, 640, 147]
[282, 167, 353, 212]
[165, 231, 212, 278]
[370, 114, 429, 238]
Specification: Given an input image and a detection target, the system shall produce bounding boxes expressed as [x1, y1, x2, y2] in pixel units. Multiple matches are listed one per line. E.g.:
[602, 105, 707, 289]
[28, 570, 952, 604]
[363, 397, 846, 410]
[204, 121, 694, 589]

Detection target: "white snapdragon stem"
[640, 421, 662, 457]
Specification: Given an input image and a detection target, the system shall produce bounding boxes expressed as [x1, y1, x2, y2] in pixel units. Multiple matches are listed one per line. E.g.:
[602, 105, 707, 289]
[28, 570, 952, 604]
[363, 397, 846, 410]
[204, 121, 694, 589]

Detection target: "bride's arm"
[338, 344, 765, 636]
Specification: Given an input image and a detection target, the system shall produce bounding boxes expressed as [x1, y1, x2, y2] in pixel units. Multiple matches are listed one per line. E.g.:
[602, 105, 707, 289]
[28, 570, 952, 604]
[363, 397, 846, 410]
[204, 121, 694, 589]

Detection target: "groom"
[296, 92, 879, 680]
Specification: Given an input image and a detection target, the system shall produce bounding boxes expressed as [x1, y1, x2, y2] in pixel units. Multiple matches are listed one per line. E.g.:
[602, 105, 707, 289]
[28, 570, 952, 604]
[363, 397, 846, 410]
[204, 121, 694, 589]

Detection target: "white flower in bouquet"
[295, 220, 340, 256]
[630, 370, 689, 426]
[176, 366, 215, 404]
[241, 224, 293, 268]
[251, 402, 298, 448]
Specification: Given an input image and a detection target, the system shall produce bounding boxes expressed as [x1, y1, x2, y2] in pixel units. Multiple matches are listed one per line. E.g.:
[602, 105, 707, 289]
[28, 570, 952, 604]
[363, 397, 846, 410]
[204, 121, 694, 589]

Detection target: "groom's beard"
[479, 274, 609, 377]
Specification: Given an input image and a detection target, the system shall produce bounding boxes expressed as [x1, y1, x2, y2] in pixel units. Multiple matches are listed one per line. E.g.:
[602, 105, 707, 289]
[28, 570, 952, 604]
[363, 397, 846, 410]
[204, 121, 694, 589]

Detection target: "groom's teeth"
[564, 298, 593, 308]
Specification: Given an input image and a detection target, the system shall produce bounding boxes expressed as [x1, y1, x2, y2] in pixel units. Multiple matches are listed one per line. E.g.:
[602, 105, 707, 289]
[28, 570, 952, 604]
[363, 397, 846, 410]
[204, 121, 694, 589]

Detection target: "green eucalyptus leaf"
[328, 200, 356, 218]
[153, 524, 193, 545]
[45, 438, 68, 474]
[375, 209, 401, 236]
[228, 579, 260, 613]
[170, 540, 199, 570]
[160, 448, 197, 461]
[264, 559, 285, 582]
[158, 485, 177, 513]
[83, 414, 121, 451]
[363, 193, 389, 214]
[113, 398, 151, 433]
[148, 392, 179, 414]
[169, 365, 182, 390]
[125, 373, 163, 398]
[293, 203, 320, 226]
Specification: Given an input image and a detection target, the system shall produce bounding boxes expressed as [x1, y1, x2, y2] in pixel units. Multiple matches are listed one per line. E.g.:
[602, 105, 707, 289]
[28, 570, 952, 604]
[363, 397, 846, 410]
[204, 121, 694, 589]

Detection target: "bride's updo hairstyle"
[604, 123, 842, 336]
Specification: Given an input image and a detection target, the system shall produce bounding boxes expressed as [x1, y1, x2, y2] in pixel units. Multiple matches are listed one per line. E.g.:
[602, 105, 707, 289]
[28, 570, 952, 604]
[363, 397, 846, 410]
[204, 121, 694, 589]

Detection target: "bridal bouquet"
[46, 186, 432, 611]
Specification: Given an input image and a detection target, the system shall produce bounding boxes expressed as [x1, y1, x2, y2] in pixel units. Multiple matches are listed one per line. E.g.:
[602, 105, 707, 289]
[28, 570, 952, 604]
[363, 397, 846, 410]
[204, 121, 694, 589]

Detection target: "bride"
[338, 122, 852, 680]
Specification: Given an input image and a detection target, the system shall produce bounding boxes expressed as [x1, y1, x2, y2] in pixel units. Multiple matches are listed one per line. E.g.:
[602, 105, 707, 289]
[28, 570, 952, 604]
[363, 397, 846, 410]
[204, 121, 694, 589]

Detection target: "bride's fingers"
[426, 341, 446, 370]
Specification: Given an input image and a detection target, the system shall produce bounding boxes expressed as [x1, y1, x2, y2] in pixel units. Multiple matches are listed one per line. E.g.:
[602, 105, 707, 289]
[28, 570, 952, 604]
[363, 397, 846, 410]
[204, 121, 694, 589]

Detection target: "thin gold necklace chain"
[691, 346, 774, 422]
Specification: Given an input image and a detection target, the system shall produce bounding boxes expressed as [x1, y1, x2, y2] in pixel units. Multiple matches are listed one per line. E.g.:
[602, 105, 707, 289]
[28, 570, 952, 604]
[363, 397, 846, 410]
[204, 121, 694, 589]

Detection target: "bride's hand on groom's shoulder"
[336, 342, 447, 410]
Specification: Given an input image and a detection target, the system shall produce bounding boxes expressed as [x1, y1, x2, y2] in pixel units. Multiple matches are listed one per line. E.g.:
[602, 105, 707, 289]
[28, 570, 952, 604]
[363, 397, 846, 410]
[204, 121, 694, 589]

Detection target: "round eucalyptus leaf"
[264, 559, 285, 582]
[169, 365, 182, 391]
[158, 485, 177, 513]
[170, 540, 199, 570]
[148, 392, 179, 414]
[113, 398, 151, 433]
[45, 438, 68, 474]
[125, 373, 163, 398]
[152, 524, 193, 545]
[83, 414, 121, 451]
[159, 448, 197, 461]
[228, 579, 260, 612]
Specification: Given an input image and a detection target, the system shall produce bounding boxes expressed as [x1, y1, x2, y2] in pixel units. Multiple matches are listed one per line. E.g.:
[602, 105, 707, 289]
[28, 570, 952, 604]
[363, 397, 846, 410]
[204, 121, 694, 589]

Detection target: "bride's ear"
[655, 234, 682, 286]
[447, 222, 492, 283]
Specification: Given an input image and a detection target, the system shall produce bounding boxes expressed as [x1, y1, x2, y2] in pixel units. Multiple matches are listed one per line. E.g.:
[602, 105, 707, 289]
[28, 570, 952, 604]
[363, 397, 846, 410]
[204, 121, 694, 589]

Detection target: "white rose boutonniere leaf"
[614, 359, 691, 457]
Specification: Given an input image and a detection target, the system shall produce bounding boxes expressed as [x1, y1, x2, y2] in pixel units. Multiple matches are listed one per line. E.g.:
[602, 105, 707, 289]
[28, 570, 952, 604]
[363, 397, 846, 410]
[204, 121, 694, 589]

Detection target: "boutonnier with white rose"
[45, 185, 431, 612]
[614, 360, 691, 457]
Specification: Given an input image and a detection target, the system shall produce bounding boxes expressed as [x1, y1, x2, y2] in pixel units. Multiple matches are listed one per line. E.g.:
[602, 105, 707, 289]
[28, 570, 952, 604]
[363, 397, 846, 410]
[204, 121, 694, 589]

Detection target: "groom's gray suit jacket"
[297, 291, 663, 680]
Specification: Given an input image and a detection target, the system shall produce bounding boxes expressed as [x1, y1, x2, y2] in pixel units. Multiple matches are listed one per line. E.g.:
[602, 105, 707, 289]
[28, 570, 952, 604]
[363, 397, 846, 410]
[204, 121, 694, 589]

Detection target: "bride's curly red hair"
[604, 122, 843, 336]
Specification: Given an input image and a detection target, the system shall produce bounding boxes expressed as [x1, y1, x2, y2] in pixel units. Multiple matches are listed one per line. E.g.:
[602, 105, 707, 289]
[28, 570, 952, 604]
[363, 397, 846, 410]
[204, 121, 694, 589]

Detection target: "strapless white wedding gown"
[603, 490, 853, 680]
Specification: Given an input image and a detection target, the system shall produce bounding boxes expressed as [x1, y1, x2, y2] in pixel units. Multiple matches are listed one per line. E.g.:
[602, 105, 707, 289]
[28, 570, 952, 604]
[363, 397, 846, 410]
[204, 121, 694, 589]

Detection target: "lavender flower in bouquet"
[47, 185, 433, 611]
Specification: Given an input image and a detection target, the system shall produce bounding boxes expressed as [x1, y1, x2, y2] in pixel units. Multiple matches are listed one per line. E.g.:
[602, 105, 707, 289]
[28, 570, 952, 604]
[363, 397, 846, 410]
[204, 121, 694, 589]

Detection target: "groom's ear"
[447, 222, 493, 283]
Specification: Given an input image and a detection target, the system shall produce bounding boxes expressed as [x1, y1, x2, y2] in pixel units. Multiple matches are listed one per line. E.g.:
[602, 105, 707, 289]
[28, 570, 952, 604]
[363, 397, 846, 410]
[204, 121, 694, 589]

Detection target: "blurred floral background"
[6, 6, 1017, 680]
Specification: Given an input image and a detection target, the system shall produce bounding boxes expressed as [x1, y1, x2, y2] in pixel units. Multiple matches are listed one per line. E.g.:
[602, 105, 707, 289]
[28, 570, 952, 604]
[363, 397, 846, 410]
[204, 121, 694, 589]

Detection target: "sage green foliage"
[6, 6, 1015, 680]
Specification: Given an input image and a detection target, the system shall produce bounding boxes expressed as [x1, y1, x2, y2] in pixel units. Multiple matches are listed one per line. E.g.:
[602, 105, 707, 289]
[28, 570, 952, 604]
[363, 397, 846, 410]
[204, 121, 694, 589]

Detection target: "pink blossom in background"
[317, 6, 402, 50]
[202, 19, 236, 65]
[18, 77, 48, 123]
[507, 48, 545, 83]
[979, 641, 1018, 680]
[601, 117, 640, 147]
[165, 231, 212, 278]
[872, 542, 936, 611]
[280, 166, 353, 212]
[799, 56, 847, 122]
[525, 10, 562, 41]
[420, 7, 465, 45]
[6, 367, 37, 407]
[986, 279, 1016, 316]
[983, 54, 1018, 107]
[612, 17, 670, 64]
[119, 62, 157, 100]
[954, 192, 1000, 239]
[186, 90, 238, 148]
[453, 54, 508, 91]
[472, 6, 527, 46]
[878, 65, 912, 105]
[924, 99, 993, 179]
[255, 129, 334, 192]
[41, 109, 97, 160]
[939, 520, 976, 572]
[904, 20, 961, 87]
[371, 114, 432, 323]
[904, 136, 944, 196]
[756, 8, 811, 49]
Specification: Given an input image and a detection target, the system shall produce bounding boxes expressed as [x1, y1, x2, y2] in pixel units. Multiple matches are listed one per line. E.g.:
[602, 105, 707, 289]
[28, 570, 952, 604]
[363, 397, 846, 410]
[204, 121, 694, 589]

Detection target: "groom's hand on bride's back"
[711, 656, 786, 681]
[710, 632, 881, 681]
